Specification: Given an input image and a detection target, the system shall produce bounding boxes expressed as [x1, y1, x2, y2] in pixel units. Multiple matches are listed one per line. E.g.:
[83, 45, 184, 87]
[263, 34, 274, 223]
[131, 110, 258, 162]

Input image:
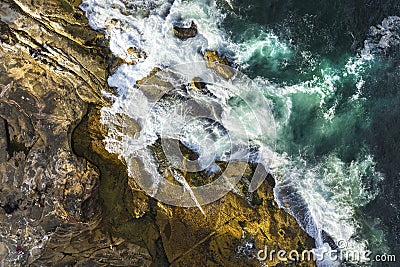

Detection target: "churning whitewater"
[80, 0, 400, 265]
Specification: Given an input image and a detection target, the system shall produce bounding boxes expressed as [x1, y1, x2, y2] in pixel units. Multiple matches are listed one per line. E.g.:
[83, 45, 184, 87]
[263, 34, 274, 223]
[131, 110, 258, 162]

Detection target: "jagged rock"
[173, 21, 198, 40]
[71, 107, 167, 265]
[0, 0, 316, 266]
[0, 0, 118, 265]
[204, 50, 235, 79]
[155, 174, 316, 266]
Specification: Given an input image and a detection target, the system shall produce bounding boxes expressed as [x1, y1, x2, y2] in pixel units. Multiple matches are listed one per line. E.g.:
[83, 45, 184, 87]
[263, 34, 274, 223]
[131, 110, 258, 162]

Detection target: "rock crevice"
[0, 0, 316, 266]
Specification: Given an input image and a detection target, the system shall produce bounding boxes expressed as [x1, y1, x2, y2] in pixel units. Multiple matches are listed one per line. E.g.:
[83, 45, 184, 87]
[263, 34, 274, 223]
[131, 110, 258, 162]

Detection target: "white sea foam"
[81, 0, 395, 265]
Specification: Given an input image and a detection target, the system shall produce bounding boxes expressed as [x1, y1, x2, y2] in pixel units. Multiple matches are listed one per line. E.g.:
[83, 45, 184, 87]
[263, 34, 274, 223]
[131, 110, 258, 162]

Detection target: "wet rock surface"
[204, 50, 235, 79]
[0, 0, 114, 265]
[0, 0, 315, 266]
[173, 21, 198, 40]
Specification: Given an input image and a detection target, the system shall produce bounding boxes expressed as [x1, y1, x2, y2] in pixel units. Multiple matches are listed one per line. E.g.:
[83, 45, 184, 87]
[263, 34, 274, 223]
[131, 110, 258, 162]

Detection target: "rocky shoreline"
[0, 0, 315, 266]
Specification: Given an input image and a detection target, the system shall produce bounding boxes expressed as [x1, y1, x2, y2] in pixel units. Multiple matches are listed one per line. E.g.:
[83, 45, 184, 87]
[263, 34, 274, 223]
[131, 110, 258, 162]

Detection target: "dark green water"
[80, 0, 400, 265]
[222, 0, 400, 265]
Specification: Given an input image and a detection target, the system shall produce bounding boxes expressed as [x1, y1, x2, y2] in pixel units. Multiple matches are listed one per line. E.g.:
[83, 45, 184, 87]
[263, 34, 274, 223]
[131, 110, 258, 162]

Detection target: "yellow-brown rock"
[0, 0, 316, 266]
[0, 0, 153, 265]
[154, 175, 316, 267]
[204, 50, 235, 79]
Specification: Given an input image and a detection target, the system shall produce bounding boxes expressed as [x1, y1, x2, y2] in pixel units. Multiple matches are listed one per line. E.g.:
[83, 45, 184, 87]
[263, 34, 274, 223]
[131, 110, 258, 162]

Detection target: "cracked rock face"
[0, 0, 315, 266]
[0, 0, 113, 265]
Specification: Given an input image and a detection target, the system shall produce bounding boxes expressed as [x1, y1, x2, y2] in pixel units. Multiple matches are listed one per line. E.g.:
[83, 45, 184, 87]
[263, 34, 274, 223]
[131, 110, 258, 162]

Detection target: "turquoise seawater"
[80, 0, 400, 265]
[222, 0, 400, 265]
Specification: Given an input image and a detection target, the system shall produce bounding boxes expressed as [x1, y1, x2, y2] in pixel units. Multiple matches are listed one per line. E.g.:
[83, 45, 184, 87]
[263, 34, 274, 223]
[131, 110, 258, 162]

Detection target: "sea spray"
[80, 1, 396, 265]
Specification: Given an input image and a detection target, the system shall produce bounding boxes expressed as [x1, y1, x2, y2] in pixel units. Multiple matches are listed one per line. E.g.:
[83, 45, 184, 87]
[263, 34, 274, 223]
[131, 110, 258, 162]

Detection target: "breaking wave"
[81, 0, 400, 265]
